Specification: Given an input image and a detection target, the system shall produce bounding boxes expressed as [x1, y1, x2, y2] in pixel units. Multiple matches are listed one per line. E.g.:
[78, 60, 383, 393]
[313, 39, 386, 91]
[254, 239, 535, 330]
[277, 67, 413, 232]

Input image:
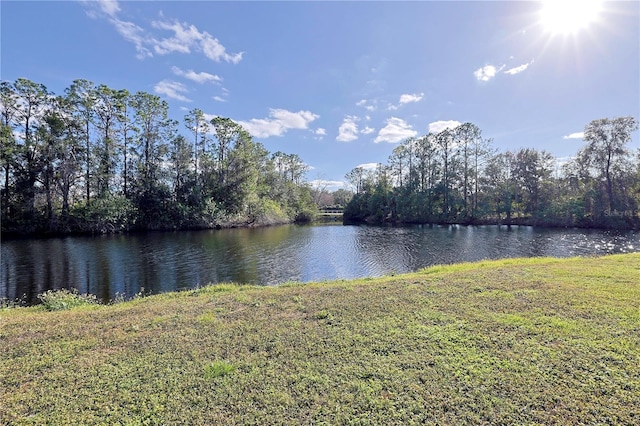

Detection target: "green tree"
[130, 91, 175, 226]
[579, 116, 639, 214]
[65, 79, 96, 202]
[332, 189, 353, 208]
[169, 134, 195, 205]
[114, 89, 135, 198]
[93, 84, 124, 197]
[435, 128, 458, 218]
[0, 81, 19, 220]
[12, 78, 51, 221]
[512, 148, 554, 218]
[184, 108, 209, 184]
[53, 96, 84, 221]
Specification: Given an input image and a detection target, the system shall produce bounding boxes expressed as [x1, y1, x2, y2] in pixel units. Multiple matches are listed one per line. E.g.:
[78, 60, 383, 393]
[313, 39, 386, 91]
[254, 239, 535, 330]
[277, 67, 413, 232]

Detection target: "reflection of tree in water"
[2, 225, 640, 305]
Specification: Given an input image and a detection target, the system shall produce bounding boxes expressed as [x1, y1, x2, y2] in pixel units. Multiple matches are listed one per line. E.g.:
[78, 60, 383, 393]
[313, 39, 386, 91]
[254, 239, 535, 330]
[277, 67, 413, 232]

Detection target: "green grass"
[1, 254, 639, 425]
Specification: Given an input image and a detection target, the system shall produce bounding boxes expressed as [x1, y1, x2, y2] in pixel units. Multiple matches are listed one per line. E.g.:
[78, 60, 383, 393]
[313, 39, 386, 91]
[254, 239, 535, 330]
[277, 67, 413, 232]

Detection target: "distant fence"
[319, 207, 344, 215]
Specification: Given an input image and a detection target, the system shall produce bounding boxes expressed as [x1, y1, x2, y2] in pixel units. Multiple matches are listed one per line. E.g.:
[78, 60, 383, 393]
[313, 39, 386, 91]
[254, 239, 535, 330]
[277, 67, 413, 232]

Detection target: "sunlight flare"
[540, 0, 603, 35]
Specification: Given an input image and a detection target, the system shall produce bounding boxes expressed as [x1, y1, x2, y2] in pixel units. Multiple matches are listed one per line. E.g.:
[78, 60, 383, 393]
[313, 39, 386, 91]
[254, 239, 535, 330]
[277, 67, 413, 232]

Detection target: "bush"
[70, 195, 136, 233]
[203, 361, 235, 379]
[38, 289, 98, 311]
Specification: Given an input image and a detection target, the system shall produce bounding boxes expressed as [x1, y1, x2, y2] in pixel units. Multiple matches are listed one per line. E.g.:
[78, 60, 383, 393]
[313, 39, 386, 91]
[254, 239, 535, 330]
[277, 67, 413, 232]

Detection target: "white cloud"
[504, 59, 534, 75]
[110, 17, 152, 59]
[315, 128, 327, 136]
[151, 19, 243, 63]
[213, 96, 226, 102]
[96, 0, 120, 17]
[428, 120, 462, 134]
[361, 126, 375, 135]
[81, 3, 243, 64]
[171, 66, 222, 84]
[309, 179, 346, 191]
[238, 108, 319, 138]
[374, 117, 417, 143]
[399, 93, 424, 104]
[202, 112, 220, 122]
[356, 163, 379, 171]
[563, 131, 584, 139]
[200, 33, 244, 64]
[474, 64, 503, 82]
[154, 80, 191, 102]
[356, 99, 377, 111]
[150, 20, 197, 54]
[82, 0, 120, 18]
[337, 116, 360, 142]
[388, 92, 425, 110]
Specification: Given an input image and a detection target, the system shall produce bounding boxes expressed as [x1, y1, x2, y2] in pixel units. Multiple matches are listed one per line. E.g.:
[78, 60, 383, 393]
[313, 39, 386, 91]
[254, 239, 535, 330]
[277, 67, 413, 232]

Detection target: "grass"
[1, 253, 639, 425]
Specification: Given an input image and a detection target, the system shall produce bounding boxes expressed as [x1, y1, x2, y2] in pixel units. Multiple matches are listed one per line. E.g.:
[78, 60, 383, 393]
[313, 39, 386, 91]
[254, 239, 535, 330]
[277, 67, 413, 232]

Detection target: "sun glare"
[540, 0, 603, 35]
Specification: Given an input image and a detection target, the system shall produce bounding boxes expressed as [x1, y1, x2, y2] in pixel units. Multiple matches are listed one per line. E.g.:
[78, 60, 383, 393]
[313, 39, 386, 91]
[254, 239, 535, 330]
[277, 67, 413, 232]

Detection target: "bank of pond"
[1, 254, 638, 424]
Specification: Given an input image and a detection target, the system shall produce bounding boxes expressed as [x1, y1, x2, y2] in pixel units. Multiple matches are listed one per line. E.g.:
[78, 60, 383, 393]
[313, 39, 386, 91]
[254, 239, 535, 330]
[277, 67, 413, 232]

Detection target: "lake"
[2, 224, 639, 305]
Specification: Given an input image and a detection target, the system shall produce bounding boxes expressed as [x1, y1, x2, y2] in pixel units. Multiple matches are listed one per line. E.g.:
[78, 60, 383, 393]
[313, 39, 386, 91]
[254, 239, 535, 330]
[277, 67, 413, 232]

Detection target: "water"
[2, 224, 639, 305]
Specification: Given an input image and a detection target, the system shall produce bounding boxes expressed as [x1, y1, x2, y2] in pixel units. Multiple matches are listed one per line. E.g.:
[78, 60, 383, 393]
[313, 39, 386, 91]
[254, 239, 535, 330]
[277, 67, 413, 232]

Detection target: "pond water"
[2, 224, 639, 305]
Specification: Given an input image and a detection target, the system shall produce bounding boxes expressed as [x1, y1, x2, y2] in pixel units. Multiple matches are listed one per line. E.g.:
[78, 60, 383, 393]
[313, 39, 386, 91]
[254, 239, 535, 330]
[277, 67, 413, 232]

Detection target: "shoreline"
[2, 254, 638, 424]
[4, 214, 639, 240]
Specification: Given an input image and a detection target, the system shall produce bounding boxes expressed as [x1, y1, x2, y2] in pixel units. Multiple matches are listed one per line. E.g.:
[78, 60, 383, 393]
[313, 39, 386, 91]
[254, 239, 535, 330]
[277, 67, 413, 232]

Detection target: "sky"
[1, 0, 639, 190]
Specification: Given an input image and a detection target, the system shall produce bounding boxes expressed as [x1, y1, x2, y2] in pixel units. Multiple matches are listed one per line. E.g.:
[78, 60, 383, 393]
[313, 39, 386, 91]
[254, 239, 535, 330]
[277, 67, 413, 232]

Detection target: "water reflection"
[2, 224, 639, 304]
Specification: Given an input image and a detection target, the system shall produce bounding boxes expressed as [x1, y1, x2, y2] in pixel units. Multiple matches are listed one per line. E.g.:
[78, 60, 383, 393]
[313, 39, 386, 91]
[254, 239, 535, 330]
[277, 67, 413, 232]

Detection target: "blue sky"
[2, 1, 638, 190]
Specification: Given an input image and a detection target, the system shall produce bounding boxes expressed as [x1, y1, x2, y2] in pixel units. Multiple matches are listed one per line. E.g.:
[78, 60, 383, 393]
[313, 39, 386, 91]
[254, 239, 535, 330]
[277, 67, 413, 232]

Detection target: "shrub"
[38, 289, 98, 311]
[203, 361, 236, 379]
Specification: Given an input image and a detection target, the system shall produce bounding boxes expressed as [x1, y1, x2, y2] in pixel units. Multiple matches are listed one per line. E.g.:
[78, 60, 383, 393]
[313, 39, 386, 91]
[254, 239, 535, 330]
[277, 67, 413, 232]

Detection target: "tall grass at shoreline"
[1, 254, 638, 424]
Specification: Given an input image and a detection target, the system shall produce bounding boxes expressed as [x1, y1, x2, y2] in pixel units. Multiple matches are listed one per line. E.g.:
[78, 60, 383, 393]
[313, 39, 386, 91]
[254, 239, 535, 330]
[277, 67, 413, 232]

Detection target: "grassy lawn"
[1, 254, 639, 425]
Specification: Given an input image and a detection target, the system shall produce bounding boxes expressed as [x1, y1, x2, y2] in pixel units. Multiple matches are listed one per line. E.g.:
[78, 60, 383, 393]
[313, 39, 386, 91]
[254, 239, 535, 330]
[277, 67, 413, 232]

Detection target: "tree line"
[344, 118, 640, 229]
[1, 78, 316, 235]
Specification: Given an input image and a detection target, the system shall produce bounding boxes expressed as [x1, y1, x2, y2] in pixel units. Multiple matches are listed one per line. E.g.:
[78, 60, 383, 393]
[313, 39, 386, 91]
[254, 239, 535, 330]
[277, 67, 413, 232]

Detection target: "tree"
[169, 133, 195, 213]
[0, 81, 19, 219]
[389, 142, 411, 188]
[435, 128, 458, 217]
[483, 152, 517, 220]
[210, 117, 243, 192]
[115, 89, 134, 198]
[65, 79, 96, 201]
[12, 78, 51, 220]
[346, 166, 367, 195]
[512, 148, 554, 218]
[35, 106, 65, 224]
[223, 127, 267, 214]
[130, 91, 174, 225]
[53, 96, 84, 220]
[332, 189, 353, 208]
[471, 132, 494, 218]
[579, 116, 639, 214]
[93, 84, 124, 197]
[184, 108, 209, 183]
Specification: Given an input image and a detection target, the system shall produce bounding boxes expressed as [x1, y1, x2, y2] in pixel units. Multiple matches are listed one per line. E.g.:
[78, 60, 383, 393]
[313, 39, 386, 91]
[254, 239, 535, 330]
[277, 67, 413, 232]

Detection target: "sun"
[540, 0, 603, 35]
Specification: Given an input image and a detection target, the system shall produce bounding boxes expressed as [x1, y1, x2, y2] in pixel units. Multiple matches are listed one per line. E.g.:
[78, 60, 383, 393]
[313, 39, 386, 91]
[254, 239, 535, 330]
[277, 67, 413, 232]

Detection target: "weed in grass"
[314, 309, 332, 320]
[0, 295, 26, 309]
[37, 288, 98, 311]
[204, 361, 236, 379]
[110, 287, 148, 304]
[197, 312, 217, 324]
